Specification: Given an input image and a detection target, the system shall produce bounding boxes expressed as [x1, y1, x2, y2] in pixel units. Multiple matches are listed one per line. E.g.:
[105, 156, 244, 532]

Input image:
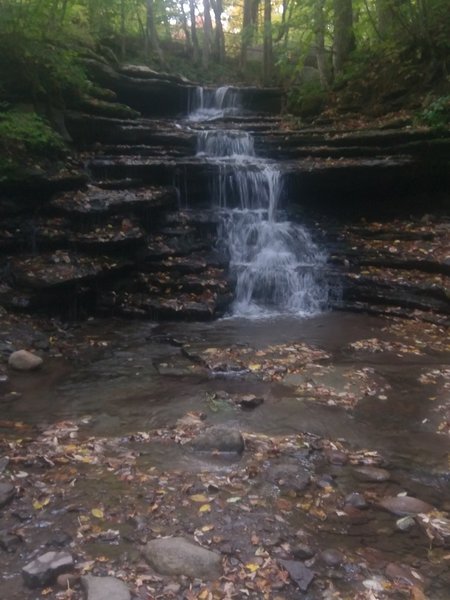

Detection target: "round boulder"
[190, 425, 244, 454]
[8, 350, 43, 372]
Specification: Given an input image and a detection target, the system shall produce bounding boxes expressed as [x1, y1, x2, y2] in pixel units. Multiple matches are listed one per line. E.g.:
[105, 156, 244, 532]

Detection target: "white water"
[190, 91, 329, 317]
[188, 86, 240, 122]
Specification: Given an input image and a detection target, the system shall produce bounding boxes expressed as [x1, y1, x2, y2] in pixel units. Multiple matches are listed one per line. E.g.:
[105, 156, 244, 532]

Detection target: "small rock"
[396, 516, 415, 531]
[379, 496, 433, 516]
[81, 575, 130, 600]
[292, 543, 315, 560]
[326, 450, 348, 465]
[0, 530, 22, 552]
[236, 394, 264, 409]
[143, 537, 222, 579]
[385, 563, 424, 586]
[345, 492, 368, 510]
[279, 560, 314, 592]
[190, 425, 244, 454]
[8, 350, 43, 371]
[0, 482, 15, 508]
[354, 466, 390, 482]
[57, 573, 80, 589]
[22, 551, 74, 588]
[321, 548, 345, 566]
[268, 464, 310, 493]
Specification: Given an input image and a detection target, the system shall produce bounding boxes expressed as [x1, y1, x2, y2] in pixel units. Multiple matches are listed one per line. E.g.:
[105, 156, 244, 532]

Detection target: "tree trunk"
[179, 2, 193, 56]
[147, 0, 165, 65]
[210, 0, 225, 63]
[189, 0, 201, 63]
[376, 0, 392, 38]
[314, 0, 330, 87]
[263, 0, 273, 83]
[240, 0, 259, 68]
[202, 0, 213, 68]
[333, 0, 355, 75]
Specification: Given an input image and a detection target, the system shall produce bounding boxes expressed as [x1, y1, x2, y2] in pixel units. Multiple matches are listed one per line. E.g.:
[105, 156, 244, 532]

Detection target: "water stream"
[190, 89, 330, 317]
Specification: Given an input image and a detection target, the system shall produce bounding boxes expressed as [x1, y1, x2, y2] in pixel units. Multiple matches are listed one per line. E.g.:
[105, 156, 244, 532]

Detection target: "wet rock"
[0, 482, 15, 508]
[235, 394, 264, 409]
[379, 495, 433, 516]
[292, 543, 316, 560]
[354, 466, 390, 482]
[8, 350, 43, 371]
[143, 537, 222, 579]
[396, 516, 415, 531]
[57, 573, 80, 589]
[190, 425, 244, 454]
[321, 548, 345, 566]
[345, 492, 368, 510]
[81, 575, 130, 600]
[0, 530, 22, 552]
[22, 550, 74, 588]
[326, 449, 348, 465]
[385, 563, 425, 587]
[267, 464, 310, 493]
[279, 560, 314, 592]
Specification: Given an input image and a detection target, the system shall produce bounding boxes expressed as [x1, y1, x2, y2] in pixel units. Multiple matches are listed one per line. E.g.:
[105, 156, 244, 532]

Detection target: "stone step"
[51, 185, 177, 218]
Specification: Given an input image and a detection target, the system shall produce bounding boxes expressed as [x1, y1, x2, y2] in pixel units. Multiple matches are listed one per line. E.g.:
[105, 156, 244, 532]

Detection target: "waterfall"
[189, 91, 330, 318]
[188, 86, 240, 122]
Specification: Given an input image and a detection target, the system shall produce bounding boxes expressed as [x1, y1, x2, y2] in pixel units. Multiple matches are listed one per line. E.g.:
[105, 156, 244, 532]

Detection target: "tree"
[263, 0, 273, 82]
[333, 0, 355, 75]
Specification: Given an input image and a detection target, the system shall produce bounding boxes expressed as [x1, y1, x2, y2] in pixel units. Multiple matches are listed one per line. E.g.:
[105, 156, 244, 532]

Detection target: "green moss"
[0, 109, 66, 181]
[419, 95, 450, 130]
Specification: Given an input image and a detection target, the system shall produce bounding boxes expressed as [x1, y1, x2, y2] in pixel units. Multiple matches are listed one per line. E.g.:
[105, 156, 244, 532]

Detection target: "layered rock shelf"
[0, 64, 448, 322]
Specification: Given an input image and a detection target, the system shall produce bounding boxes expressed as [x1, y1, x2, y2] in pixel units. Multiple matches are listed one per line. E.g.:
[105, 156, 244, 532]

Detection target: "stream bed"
[1, 310, 449, 599]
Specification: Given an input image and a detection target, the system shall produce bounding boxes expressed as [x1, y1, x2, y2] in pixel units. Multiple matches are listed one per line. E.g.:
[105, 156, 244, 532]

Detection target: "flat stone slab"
[190, 425, 245, 454]
[0, 482, 15, 507]
[8, 350, 43, 371]
[81, 575, 131, 600]
[379, 496, 434, 516]
[22, 551, 74, 588]
[143, 537, 222, 579]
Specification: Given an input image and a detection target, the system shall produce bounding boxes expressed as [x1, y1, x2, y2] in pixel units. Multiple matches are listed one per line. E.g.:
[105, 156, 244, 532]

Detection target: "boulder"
[8, 350, 43, 371]
[81, 575, 131, 600]
[143, 537, 222, 579]
[190, 425, 244, 454]
[22, 551, 74, 588]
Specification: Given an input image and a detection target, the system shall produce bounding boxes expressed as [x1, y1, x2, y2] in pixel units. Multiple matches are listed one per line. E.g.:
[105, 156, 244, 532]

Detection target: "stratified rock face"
[22, 551, 74, 588]
[81, 575, 131, 600]
[0, 482, 15, 508]
[8, 350, 43, 371]
[190, 425, 245, 454]
[143, 537, 222, 579]
[379, 496, 434, 516]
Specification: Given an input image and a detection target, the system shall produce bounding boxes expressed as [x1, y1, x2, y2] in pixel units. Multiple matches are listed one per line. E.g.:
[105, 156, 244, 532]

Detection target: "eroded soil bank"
[1, 310, 449, 599]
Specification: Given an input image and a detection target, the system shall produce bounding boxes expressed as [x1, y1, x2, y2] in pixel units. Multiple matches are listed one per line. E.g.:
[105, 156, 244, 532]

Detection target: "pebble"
[396, 516, 415, 531]
[81, 575, 131, 600]
[292, 543, 316, 560]
[190, 425, 245, 454]
[57, 573, 80, 589]
[326, 450, 348, 465]
[345, 492, 368, 509]
[354, 466, 390, 482]
[321, 548, 345, 566]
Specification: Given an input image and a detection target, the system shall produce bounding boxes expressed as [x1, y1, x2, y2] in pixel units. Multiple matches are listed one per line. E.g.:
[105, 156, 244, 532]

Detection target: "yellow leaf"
[91, 508, 104, 519]
[199, 504, 211, 513]
[190, 494, 209, 503]
[245, 563, 259, 572]
[33, 498, 50, 510]
[198, 590, 210, 600]
[248, 363, 262, 372]
[201, 524, 214, 532]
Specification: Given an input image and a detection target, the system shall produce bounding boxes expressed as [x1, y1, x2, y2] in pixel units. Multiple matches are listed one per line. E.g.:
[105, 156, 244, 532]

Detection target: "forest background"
[0, 0, 449, 179]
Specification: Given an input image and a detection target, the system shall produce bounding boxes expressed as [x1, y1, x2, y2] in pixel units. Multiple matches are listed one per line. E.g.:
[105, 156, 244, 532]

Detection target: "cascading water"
[190, 91, 330, 317]
[188, 86, 240, 122]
